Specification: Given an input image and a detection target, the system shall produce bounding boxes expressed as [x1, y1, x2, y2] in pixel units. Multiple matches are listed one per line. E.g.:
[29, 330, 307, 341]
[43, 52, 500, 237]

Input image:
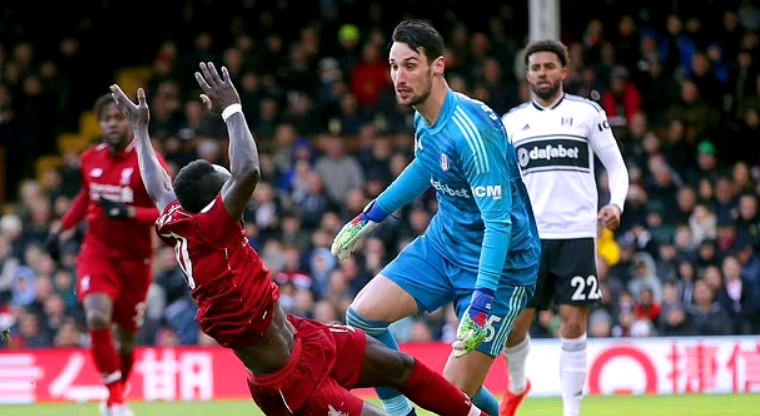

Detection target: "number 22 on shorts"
[570, 275, 601, 301]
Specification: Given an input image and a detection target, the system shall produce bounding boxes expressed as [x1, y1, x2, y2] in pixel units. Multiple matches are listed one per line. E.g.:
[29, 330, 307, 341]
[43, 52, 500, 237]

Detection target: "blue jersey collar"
[422, 88, 457, 134]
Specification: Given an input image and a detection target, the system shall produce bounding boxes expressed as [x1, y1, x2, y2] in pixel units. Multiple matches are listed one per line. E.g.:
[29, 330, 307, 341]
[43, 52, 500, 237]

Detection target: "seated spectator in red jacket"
[635, 287, 662, 323]
[601, 66, 642, 125]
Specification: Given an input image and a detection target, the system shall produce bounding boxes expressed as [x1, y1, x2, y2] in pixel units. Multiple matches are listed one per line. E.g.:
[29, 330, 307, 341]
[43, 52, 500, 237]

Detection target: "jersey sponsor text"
[515, 138, 590, 173]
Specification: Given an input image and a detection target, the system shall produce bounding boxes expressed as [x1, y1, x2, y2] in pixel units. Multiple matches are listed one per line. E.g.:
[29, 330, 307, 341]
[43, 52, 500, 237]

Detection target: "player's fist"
[110, 85, 150, 126]
[194, 62, 240, 114]
[598, 203, 622, 231]
[99, 197, 130, 219]
[452, 288, 493, 357]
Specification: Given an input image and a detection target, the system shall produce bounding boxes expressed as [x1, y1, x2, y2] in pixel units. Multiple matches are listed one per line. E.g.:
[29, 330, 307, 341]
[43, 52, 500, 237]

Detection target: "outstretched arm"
[330, 158, 429, 260]
[372, 159, 430, 219]
[110, 85, 176, 212]
[195, 62, 260, 221]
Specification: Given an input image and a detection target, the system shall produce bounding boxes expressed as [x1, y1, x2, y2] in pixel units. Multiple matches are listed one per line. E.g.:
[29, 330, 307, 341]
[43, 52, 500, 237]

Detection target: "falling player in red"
[110, 62, 495, 416]
[46, 94, 166, 416]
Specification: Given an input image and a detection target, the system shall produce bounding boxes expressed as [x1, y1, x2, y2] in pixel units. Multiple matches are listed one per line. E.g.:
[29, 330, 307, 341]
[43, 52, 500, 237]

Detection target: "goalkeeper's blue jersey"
[378, 89, 540, 290]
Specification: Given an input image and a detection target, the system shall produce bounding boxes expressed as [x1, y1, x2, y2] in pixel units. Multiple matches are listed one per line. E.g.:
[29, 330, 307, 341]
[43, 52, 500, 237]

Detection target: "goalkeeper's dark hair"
[523, 39, 570, 68]
[392, 20, 444, 65]
[173, 159, 227, 213]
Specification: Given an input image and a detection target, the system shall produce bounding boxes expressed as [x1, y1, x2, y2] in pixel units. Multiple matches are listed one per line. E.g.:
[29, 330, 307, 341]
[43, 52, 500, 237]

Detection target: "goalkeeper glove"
[331, 200, 388, 261]
[99, 197, 130, 219]
[452, 288, 493, 357]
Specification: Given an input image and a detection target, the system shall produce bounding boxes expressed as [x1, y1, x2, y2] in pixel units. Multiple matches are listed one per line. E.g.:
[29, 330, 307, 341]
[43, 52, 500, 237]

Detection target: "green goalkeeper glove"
[331, 200, 387, 261]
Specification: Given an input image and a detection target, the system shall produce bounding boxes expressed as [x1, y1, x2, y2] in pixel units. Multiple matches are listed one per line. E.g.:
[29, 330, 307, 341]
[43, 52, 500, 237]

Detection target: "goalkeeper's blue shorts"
[380, 235, 536, 356]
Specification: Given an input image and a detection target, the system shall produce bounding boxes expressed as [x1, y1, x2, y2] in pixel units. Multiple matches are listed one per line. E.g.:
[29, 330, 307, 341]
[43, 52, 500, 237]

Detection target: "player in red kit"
[46, 94, 166, 416]
[109, 62, 495, 416]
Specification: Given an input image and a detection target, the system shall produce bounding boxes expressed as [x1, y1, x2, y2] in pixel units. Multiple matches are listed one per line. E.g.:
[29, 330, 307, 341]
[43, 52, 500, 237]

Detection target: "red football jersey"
[156, 195, 280, 348]
[61, 141, 163, 262]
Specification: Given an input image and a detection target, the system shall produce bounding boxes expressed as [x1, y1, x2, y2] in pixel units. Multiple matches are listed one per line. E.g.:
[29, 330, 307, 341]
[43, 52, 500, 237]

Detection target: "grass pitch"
[4, 394, 759, 416]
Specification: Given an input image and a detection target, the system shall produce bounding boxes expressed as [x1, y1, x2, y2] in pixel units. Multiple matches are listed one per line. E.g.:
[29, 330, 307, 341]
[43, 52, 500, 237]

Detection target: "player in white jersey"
[499, 40, 629, 416]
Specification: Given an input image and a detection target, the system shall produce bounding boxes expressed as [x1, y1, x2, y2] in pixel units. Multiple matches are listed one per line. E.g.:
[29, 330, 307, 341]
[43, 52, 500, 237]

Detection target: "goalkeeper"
[332, 20, 540, 416]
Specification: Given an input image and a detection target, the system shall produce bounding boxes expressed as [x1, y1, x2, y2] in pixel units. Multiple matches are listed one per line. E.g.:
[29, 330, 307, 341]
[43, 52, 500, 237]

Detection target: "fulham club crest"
[440, 153, 450, 171]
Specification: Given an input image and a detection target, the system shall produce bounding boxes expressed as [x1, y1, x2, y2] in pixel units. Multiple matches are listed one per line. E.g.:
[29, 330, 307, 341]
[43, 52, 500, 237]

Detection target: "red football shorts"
[76, 251, 152, 332]
[247, 315, 368, 416]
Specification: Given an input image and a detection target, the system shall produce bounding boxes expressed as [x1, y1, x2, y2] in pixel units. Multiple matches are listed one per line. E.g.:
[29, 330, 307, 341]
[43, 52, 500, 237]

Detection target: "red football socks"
[90, 328, 124, 405]
[120, 351, 134, 385]
[398, 358, 488, 416]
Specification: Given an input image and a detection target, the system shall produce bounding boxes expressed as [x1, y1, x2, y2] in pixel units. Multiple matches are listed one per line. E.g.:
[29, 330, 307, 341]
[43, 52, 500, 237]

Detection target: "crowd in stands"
[1, 0, 760, 349]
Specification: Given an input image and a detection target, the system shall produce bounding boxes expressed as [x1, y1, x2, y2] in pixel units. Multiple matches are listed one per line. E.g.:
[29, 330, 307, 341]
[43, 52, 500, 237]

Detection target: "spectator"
[10, 267, 36, 308]
[314, 135, 365, 206]
[350, 42, 390, 109]
[635, 287, 662, 324]
[628, 252, 663, 303]
[601, 66, 642, 124]
[0, 236, 20, 304]
[685, 279, 733, 335]
[718, 255, 760, 334]
[660, 282, 691, 336]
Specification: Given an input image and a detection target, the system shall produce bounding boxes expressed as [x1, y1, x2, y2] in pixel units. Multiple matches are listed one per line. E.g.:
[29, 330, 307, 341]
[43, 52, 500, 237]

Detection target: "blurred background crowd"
[1, 0, 760, 349]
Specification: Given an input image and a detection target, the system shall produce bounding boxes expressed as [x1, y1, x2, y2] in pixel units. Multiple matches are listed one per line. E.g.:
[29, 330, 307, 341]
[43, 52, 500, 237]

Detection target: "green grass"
[4, 395, 760, 416]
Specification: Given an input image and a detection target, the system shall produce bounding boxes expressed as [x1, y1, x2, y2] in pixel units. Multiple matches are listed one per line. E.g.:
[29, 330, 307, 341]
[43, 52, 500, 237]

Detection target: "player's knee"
[506, 309, 534, 346]
[345, 307, 389, 337]
[559, 307, 589, 338]
[506, 327, 527, 347]
[560, 321, 586, 339]
[85, 310, 111, 329]
[509, 316, 530, 339]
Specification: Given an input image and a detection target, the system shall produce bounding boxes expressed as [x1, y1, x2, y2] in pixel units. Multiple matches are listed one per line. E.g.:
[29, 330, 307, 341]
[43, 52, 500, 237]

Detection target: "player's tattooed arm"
[195, 62, 260, 221]
[110, 85, 177, 212]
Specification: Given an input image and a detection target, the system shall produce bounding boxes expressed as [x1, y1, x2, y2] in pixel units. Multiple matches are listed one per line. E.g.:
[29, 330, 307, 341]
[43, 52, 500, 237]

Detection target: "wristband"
[222, 103, 243, 121]
[362, 199, 390, 222]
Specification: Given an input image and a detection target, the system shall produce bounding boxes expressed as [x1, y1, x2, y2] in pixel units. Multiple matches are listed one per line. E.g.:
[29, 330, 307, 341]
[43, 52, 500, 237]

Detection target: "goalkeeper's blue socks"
[472, 386, 500, 416]
[346, 307, 413, 416]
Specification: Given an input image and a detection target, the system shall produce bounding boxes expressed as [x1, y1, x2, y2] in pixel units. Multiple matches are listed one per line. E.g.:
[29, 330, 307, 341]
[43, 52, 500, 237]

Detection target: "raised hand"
[194, 62, 240, 113]
[110, 85, 150, 126]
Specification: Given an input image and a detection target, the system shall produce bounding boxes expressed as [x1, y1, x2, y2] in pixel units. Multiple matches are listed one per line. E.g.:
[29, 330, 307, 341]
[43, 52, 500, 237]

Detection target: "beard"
[105, 131, 129, 151]
[531, 79, 562, 101]
[397, 69, 434, 107]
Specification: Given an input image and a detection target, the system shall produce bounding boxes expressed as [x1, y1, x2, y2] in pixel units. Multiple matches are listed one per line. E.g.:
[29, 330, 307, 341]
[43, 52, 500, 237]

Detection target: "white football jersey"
[502, 94, 619, 239]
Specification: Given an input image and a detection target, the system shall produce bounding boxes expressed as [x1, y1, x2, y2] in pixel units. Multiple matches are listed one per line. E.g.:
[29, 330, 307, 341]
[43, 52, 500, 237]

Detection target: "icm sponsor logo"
[471, 185, 502, 200]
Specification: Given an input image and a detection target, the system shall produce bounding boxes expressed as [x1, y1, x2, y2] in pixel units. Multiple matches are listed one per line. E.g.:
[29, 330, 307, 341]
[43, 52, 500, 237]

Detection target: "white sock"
[503, 334, 530, 395]
[560, 334, 587, 416]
